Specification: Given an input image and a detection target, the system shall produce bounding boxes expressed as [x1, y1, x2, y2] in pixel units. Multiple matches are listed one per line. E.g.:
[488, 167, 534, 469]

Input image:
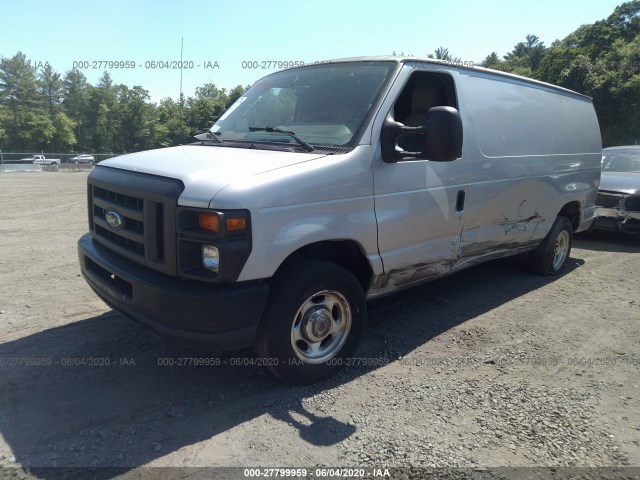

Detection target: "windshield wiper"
[194, 131, 223, 144]
[249, 126, 314, 152]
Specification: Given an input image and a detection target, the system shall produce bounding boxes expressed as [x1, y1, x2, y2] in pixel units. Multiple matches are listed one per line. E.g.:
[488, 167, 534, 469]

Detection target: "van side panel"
[453, 73, 601, 270]
[469, 75, 601, 157]
[369, 65, 601, 297]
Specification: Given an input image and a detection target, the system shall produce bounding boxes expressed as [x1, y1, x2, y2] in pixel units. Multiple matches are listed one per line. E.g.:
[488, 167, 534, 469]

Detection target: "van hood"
[100, 145, 327, 208]
[600, 172, 640, 195]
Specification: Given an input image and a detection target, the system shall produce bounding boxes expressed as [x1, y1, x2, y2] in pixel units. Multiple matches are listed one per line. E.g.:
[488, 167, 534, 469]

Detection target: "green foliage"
[481, 52, 501, 69]
[0, 115, 6, 146]
[39, 63, 62, 120]
[52, 112, 76, 151]
[23, 112, 55, 149]
[0, 52, 42, 150]
[500, 34, 547, 72]
[427, 47, 457, 61]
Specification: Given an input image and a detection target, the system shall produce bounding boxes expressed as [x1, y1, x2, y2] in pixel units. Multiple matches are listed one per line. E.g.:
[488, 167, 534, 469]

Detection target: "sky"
[0, 0, 625, 102]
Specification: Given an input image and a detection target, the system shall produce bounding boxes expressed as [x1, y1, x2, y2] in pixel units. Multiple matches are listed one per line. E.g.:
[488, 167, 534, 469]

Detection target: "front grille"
[94, 186, 144, 211]
[625, 195, 640, 211]
[95, 223, 145, 256]
[88, 167, 184, 275]
[593, 217, 620, 231]
[93, 187, 146, 259]
[596, 192, 624, 209]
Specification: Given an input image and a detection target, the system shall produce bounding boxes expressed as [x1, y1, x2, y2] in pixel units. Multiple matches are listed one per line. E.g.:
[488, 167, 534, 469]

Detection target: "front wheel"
[529, 216, 573, 275]
[255, 261, 366, 385]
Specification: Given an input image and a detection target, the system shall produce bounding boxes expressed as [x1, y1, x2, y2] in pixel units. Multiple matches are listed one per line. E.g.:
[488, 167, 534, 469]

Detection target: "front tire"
[255, 261, 366, 385]
[529, 216, 573, 275]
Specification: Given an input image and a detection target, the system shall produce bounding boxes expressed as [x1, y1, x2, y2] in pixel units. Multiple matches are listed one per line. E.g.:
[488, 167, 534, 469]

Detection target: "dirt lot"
[0, 171, 639, 479]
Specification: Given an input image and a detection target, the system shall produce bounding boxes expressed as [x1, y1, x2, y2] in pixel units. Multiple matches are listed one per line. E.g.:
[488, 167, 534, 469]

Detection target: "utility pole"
[179, 37, 184, 131]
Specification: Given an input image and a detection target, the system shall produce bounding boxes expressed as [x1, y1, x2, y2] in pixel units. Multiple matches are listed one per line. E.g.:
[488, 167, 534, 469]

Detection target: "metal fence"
[0, 151, 120, 164]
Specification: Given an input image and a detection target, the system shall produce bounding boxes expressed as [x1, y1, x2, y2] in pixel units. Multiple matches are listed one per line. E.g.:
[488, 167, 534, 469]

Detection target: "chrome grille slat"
[93, 186, 144, 210]
[94, 217, 145, 244]
[94, 225, 145, 258]
[93, 197, 144, 221]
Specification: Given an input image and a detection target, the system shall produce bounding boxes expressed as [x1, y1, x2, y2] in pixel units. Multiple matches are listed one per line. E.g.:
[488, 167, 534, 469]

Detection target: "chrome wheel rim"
[290, 290, 352, 364]
[552, 230, 570, 270]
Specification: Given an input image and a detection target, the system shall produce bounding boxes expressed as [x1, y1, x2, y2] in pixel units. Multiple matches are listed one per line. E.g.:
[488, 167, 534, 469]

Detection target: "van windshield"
[209, 61, 396, 149]
[602, 151, 640, 173]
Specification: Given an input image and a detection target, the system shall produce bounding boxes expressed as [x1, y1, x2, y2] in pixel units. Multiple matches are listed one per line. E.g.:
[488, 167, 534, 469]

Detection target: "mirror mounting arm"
[381, 115, 428, 163]
[381, 107, 463, 163]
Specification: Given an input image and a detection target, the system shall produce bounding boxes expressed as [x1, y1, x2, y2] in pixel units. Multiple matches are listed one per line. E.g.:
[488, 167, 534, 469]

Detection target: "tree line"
[1, 0, 639, 153]
[0, 55, 246, 154]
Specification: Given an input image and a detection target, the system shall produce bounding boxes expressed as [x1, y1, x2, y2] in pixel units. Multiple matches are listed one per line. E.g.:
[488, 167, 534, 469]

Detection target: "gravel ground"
[0, 171, 639, 480]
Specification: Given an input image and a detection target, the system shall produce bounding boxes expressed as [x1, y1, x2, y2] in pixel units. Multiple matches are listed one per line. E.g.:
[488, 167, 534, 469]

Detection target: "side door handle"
[456, 190, 466, 213]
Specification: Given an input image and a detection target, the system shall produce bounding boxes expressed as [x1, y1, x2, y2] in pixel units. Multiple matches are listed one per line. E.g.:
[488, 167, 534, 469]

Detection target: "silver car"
[592, 146, 640, 234]
[70, 154, 94, 164]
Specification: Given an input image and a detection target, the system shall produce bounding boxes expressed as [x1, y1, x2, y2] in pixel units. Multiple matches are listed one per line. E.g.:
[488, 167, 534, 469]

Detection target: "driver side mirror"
[381, 106, 463, 163]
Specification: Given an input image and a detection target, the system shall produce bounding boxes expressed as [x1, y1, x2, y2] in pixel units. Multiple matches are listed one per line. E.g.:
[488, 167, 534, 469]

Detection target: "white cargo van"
[78, 57, 602, 384]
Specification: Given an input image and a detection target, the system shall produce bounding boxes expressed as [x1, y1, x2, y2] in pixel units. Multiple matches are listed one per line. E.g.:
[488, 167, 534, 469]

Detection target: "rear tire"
[255, 261, 366, 385]
[529, 216, 573, 275]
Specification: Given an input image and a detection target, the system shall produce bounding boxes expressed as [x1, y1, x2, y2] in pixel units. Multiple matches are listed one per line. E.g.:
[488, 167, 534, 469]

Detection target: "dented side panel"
[367, 64, 601, 299]
[368, 67, 468, 297]
[457, 73, 601, 268]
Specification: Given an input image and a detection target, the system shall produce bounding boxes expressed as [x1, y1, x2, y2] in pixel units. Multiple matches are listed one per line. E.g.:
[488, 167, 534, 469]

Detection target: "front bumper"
[78, 234, 269, 349]
[592, 207, 640, 233]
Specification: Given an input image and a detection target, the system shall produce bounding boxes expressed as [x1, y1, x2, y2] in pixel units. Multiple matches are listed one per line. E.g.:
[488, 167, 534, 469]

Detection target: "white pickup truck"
[26, 155, 60, 165]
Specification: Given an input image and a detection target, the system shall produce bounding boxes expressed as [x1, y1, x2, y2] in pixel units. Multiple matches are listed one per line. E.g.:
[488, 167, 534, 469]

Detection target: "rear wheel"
[529, 216, 573, 275]
[255, 261, 366, 385]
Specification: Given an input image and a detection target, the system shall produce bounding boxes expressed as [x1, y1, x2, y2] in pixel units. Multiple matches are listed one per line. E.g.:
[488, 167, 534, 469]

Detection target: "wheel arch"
[558, 201, 581, 231]
[275, 240, 374, 294]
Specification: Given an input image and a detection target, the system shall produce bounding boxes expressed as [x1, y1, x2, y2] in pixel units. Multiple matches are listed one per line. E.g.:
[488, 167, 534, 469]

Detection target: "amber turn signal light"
[226, 218, 247, 231]
[198, 212, 220, 233]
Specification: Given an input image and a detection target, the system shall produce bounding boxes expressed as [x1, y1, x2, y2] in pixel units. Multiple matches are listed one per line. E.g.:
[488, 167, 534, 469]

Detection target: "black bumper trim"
[78, 234, 269, 350]
[592, 216, 640, 234]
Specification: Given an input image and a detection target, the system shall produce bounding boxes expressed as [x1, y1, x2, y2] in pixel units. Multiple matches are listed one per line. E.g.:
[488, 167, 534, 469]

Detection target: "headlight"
[202, 245, 220, 272]
[177, 207, 252, 282]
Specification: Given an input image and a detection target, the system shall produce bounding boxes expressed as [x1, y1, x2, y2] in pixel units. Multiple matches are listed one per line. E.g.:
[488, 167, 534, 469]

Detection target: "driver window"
[393, 71, 457, 152]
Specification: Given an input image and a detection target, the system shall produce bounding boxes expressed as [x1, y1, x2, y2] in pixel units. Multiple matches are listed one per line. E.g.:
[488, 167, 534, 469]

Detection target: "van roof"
[307, 56, 592, 102]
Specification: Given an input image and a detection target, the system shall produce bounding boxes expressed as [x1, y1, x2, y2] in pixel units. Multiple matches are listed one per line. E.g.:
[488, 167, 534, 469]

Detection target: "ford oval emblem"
[105, 209, 123, 229]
